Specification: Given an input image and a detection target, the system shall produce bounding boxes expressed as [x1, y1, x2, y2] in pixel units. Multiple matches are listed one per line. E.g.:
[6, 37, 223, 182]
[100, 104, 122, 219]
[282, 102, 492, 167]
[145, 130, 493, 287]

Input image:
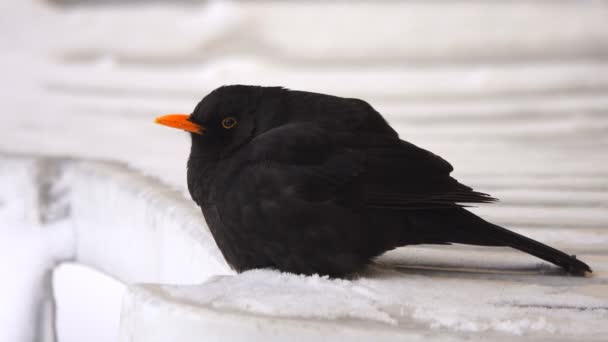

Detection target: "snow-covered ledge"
[2, 153, 607, 341]
[0, 154, 228, 341]
[69, 160, 228, 284]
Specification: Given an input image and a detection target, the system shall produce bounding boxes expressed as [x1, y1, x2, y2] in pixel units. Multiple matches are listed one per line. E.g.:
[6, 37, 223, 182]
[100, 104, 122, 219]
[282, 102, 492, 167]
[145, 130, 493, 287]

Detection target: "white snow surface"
[138, 260, 608, 340]
[53, 263, 126, 342]
[160, 269, 608, 335]
[0, 221, 73, 342]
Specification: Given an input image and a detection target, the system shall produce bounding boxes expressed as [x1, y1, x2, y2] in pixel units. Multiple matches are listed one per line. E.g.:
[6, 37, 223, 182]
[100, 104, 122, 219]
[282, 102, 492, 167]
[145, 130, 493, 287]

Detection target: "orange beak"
[154, 114, 206, 135]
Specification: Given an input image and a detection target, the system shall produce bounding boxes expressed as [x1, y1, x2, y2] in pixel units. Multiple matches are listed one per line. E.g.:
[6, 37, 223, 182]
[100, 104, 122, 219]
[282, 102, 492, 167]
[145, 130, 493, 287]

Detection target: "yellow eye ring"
[221, 117, 238, 129]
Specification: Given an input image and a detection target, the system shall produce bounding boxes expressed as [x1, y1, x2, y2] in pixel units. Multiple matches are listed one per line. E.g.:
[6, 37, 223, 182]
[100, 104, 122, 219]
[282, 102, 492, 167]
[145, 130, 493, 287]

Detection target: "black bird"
[155, 85, 592, 277]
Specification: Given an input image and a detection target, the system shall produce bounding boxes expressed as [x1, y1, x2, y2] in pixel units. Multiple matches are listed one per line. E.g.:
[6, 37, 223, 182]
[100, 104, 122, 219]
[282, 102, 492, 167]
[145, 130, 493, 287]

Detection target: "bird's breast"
[187, 159, 221, 206]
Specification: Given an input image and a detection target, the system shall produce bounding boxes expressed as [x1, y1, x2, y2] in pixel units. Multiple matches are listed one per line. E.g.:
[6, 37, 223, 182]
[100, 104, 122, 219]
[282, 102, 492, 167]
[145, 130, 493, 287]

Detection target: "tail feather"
[414, 209, 592, 275]
[476, 221, 591, 275]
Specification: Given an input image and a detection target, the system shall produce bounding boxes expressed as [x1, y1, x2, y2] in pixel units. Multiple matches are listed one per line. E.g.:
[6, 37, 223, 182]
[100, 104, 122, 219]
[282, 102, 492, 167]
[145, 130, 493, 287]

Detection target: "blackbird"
[155, 85, 592, 277]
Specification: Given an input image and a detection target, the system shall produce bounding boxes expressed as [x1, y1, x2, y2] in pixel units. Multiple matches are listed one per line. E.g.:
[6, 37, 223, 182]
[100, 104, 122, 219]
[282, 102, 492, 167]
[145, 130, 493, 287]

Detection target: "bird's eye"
[221, 117, 238, 129]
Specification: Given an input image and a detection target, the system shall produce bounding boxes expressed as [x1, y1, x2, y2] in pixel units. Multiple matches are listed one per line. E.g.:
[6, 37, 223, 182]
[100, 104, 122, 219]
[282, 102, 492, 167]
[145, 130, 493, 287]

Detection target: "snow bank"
[2, 153, 607, 342]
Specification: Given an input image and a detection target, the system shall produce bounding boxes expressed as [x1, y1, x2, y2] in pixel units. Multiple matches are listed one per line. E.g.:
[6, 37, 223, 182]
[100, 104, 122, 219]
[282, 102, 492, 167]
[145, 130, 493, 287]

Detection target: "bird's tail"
[413, 208, 592, 275]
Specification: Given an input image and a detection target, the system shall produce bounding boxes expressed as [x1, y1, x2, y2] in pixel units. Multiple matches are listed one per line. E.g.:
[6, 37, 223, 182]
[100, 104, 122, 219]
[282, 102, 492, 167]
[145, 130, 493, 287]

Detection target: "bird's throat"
[187, 156, 218, 206]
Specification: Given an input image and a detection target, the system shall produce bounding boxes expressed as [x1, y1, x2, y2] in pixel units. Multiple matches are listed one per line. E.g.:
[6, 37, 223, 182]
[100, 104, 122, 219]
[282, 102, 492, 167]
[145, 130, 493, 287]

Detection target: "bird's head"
[155, 85, 284, 158]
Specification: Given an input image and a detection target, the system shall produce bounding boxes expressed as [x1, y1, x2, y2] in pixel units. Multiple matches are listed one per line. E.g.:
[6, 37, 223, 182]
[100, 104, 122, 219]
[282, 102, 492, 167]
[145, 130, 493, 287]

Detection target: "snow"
[165, 271, 398, 325]
[0, 159, 74, 342]
[130, 263, 608, 340]
[69, 161, 230, 283]
[8, 153, 606, 342]
[53, 263, 125, 342]
[1, 0, 607, 341]
[0, 156, 230, 341]
[159, 266, 608, 337]
[0, 221, 74, 342]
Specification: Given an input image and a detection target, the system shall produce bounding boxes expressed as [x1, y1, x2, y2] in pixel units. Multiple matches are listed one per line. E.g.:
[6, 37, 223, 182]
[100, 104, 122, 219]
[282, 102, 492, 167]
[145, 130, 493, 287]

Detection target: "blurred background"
[2, 0, 607, 182]
[1, 0, 607, 341]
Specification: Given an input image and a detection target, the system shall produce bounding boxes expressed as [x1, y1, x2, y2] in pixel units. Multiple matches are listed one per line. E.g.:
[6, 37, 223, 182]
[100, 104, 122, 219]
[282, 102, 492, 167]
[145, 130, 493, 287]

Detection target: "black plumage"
[163, 85, 592, 277]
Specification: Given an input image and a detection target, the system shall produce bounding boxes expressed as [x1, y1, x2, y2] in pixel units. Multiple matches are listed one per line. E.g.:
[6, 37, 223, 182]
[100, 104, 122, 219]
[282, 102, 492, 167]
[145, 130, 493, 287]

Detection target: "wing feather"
[240, 123, 496, 210]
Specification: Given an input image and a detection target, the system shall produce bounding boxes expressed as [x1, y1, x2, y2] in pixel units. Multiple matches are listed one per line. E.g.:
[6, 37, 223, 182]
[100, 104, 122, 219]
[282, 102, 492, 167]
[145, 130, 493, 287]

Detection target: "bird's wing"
[231, 123, 495, 210]
[357, 141, 497, 209]
[228, 123, 364, 200]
